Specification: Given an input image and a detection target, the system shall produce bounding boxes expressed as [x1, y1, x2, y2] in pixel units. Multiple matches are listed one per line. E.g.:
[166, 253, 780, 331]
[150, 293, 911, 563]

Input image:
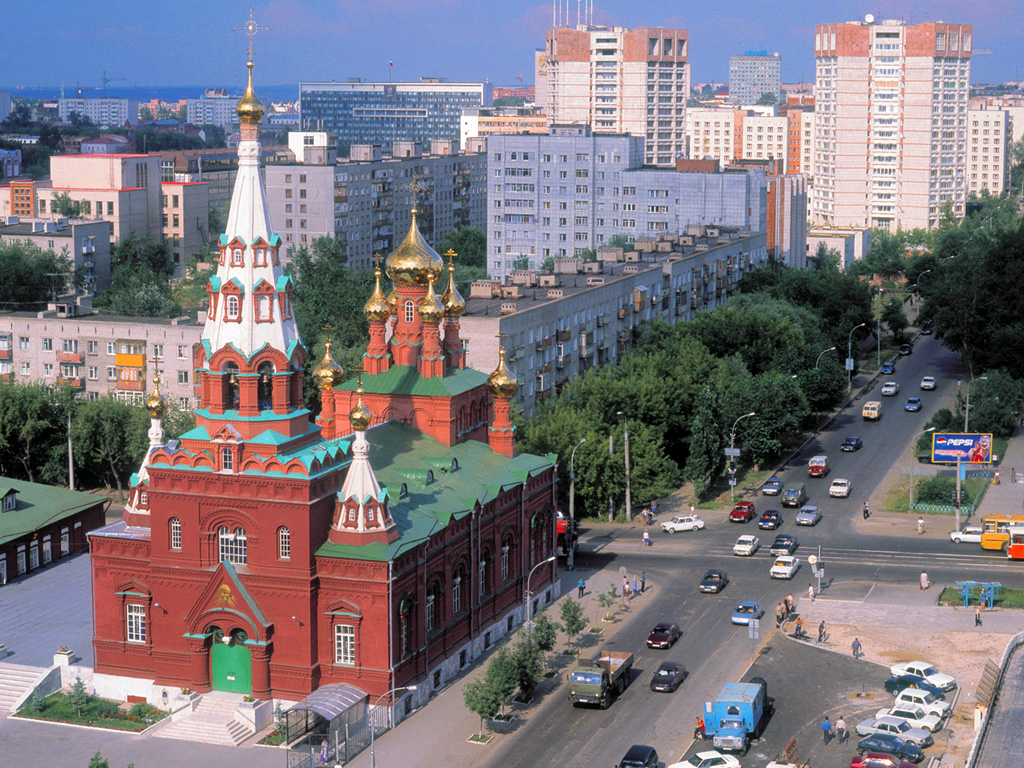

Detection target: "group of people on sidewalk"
[820, 716, 848, 744]
[639, 501, 659, 526]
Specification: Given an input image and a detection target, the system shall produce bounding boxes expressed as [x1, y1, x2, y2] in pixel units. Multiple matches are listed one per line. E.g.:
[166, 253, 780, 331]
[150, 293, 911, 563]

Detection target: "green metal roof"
[0, 477, 105, 547]
[316, 421, 555, 562]
[335, 365, 489, 398]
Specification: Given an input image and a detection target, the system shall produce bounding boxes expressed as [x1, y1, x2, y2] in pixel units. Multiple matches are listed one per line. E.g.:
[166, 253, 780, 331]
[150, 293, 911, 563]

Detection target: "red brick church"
[88, 55, 558, 707]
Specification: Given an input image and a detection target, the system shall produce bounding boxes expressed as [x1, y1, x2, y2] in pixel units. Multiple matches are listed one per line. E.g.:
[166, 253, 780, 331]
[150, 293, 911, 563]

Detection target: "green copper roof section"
[276, 275, 294, 291]
[336, 365, 488, 398]
[316, 421, 555, 562]
[209, 275, 222, 291]
[0, 477, 105, 547]
[179, 424, 212, 441]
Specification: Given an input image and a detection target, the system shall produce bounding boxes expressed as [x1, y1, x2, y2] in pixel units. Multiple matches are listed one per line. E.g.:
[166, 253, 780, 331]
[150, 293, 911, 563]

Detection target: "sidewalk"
[979, 430, 1024, 516]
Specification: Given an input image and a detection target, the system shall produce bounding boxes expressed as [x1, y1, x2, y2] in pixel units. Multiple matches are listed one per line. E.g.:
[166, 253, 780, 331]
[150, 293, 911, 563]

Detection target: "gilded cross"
[404, 177, 429, 206]
[233, 6, 269, 62]
[149, 354, 163, 385]
[372, 253, 384, 270]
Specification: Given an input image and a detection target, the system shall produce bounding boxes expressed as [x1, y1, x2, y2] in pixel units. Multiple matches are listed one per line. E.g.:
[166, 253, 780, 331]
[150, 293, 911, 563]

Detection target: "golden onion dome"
[385, 207, 444, 286]
[235, 60, 265, 125]
[146, 371, 166, 419]
[418, 271, 445, 324]
[386, 288, 398, 314]
[441, 250, 466, 318]
[487, 345, 518, 399]
[313, 338, 345, 391]
[349, 380, 372, 431]
[364, 263, 392, 322]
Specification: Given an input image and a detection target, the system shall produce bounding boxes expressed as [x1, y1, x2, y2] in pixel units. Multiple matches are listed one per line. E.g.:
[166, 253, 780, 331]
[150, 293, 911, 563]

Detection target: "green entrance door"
[211, 640, 252, 694]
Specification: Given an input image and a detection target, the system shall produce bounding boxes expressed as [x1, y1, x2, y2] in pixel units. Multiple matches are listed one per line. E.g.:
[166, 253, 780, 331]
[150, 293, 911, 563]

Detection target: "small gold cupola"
[349, 376, 372, 431]
[314, 336, 345, 391]
[364, 261, 392, 322]
[487, 343, 518, 398]
[235, 60, 265, 125]
[441, 249, 466, 318]
[418, 270, 445, 324]
[146, 368, 166, 419]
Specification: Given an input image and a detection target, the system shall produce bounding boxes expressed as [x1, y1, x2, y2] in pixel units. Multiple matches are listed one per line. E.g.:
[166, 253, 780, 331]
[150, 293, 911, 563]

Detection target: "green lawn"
[18, 692, 166, 732]
[938, 585, 1024, 609]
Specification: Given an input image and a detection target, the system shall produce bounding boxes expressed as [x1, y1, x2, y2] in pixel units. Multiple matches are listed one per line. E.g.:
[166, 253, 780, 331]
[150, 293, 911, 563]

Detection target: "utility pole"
[728, 412, 756, 503]
[617, 412, 632, 521]
[847, 323, 866, 394]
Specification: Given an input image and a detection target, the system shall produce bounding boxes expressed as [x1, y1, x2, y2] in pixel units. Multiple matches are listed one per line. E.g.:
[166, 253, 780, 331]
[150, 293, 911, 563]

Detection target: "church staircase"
[0, 662, 47, 712]
[155, 692, 251, 747]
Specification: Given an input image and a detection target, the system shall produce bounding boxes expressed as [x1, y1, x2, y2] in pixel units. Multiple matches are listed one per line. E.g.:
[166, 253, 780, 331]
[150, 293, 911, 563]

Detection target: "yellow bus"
[980, 514, 1024, 550]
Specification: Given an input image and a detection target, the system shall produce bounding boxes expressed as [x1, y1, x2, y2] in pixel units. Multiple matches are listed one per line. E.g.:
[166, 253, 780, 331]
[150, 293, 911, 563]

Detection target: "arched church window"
[221, 446, 234, 472]
[404, 300, 415, 324]
[226, 295, 240, 320]
[254, 248, 267, 267]
[277, 526, 290, 559]
[218, 525, 247, 564]
[232, 248, 243, 266]
[257, 294, 273, 322]
[169, 518, 181, 550]
[223, 363, 240, 410]
[257, 362, 274, 410]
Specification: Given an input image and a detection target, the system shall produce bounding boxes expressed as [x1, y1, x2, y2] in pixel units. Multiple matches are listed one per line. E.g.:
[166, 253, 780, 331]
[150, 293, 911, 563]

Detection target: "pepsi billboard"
[932, 432, 993, 464]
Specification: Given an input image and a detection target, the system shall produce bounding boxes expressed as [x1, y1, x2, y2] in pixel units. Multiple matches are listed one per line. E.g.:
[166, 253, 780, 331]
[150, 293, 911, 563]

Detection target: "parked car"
[731, 600, 764, 625]
[769, 555, 801, 579]
[699, 569, 729, 593]
[855, 716, 933, 747]
[904, 397, 922, 412]
[795, 505, 822, 526]
[949, 526, 982, 544]
[873, 705, 943, 733]
[616, 744, 660, 768]
[899, 343, 913, 355]
[855, 735, 925, 763]
[882, 381, 900, 396]
[889, 661, 956, 691]
[729, 501, 757, 523]
[829, 478, 852, 498]
[850, 754, 918, 768]
[916, 454, 934, 465]
[808, 455, 829, 477]
[646, 622, 682, 649]
[841, 436, 864, 452]
[758, 510, 783, 529]
[770, 533, 798, 555]
[662, 514, 705, 533]
[920, 327, 933, 335]
[920, 376, 936, 390]
[732, 534, 760, 556]
[650, 661, 685, 692]
[882, 674, 946, 700]
[881, 361, 897, 375]
[762, 476, 783, 495]
[669, 751, 741, 768]
[893, 688, 951, 720]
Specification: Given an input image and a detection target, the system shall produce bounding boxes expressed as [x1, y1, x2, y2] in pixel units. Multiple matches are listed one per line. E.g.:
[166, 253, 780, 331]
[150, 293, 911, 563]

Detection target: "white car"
[669, 751, 741, 768]
[855, 715, 934, 747]
[882, 381, 900, 396]
[889, 661, 957, 691]
[662, 514, 705, 533]
[894, 688, 952, 720]
[769, 555, 801, 579]
[920, 376, 937, 390]
[874, 704, 943, 733]
[732, 534, 760, 556]
[829, 478, 851, 498]
[950, 526, 982, 544]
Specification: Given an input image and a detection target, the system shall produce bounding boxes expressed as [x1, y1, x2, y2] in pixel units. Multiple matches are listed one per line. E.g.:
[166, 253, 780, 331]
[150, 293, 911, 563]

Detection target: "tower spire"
[487, 334, 518, 458]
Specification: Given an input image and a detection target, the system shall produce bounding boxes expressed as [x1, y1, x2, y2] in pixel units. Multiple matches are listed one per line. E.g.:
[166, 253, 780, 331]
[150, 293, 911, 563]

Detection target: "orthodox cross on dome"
[404, 177, 429, 208]
[371, 253, 384, 270]
[322, 322, 335, 336]
[233, 6, 269, 63]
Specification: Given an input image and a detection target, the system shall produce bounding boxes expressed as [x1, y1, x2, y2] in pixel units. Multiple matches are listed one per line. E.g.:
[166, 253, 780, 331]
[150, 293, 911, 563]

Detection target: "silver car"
[795, 505, 822, 526]
[855, 715, 934, 747]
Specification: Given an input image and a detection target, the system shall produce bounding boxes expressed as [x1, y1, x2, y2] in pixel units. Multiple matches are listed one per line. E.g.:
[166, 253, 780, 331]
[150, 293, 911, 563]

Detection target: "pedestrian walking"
[775, 602, 785, 626]
[1012, 468, 1017, 484]
[975, 605, 983, 626]
[817, 620, 826, 643]
[836, 716, 847, 743]
[642, 530, 651, 547]
[795, 617, 804, 637]
[807, 583, 815, 602]
[640, 571, 646, 593]
[981, 587, 989, 609]
[651, 500, 658, 519]
[917, 516, 925, 535]
[694, 716, 706, 741]
[821, 717, 832, 744]
[920, 572, 930, 590]
[622, 577, 630, 600]
[852, 637, 862, 658]
[577, 577, 586, 598]
[863, 499, 870, 519]
[690, 503, 696, 515]
[642, 506, 650, 525]
[995, 470, 1001, 485]
[632, 575, 639, 597]
[785, 593, 794, 615]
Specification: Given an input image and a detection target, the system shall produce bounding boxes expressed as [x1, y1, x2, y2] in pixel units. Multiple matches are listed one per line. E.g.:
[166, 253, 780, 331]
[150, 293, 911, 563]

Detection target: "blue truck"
[702, 677, 770, 753]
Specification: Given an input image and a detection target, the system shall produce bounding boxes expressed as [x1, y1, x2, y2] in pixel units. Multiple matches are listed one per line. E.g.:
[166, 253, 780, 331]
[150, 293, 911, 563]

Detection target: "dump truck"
[568, 649, 633, 708]
[703, 677, 770, 753]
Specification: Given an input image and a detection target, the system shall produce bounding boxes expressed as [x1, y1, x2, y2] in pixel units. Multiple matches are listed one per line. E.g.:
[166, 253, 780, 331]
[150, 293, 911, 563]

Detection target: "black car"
[699, 568, 729, 593]
[616, 744, 659, 768]
[916, 455, 934, 465]
[762, 476, 783, 495]
[899, 343, 913, 355]
[646, 622, 682, 649]
[758, 510, 782, 530]
[841, 436, 864, 452]
[856, 733, 925, 763]
[883, 674, 946, 699]
[650, 661, 685, 692]
[770, 533, 798, 555]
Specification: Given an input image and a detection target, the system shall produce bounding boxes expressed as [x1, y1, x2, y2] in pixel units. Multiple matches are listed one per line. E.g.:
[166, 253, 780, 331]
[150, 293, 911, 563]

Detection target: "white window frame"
[170, 518, 182, 550]
[425, 594, 435, 632]
[218, 525, 247, 564]
[452, 575, 462, 614]
[226, 295, 240, 319]
[221, 446, 233, 471]
[405, 300, 415, 323]
[126, 604, 147, 644]
[278, 526, 291, 559]
[335, 624, 355, 666]
[501, 545, 510, 581]
[42, 535, 52, 564]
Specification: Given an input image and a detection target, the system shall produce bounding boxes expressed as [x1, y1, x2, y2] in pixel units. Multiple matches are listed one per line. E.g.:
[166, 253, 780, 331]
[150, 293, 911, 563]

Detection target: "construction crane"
[75, 71, 126, 97]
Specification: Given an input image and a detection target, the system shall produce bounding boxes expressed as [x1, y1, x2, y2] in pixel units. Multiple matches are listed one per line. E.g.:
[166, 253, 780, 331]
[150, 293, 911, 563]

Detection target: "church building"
[88, 53, 558, 709]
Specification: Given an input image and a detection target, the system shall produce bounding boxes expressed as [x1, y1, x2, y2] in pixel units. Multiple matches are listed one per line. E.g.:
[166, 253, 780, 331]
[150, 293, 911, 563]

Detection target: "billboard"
[932, 432, 993, 464]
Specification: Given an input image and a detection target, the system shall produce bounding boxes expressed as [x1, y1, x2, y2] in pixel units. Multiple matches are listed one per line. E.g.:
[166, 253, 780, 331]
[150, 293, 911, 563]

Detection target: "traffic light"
[729, 459, 737, 472]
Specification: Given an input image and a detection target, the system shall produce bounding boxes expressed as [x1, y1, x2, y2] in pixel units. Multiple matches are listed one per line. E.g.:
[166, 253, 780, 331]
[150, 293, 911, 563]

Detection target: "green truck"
[568, 649, 634, 708]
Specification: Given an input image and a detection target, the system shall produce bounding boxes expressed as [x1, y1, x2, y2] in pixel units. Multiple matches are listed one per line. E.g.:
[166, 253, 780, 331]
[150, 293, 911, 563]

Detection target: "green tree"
[483, 647, 518, 715]
[881, 298, 909, 342]
[0, 240, 79, 311]
[756, 92, 778, 105]
[596, 586, 618, 620]
[559, 597, 586, 651]
[139, 107, 154, 123]
[110, 232, 175, 277]
[51, 191, 83, 218]
[684, 385, 724, 499]
[71, 396, 148, 499]
[512, 636, 544, 701]
[742, 373, 808, 468]
[94, 265, 181, 318]
[809, 242, 840, 271]
[512, 256, 529, 270]
[438, 226, 486, 270]
[531, 612, 558, 653]
[0, 382, 72, 483]
[968, 371, 1024, 438]
[87, 752, 110, 768]
[601, 234, 633, 250]
[69, 676, 90, 718]
[492, 96, 525, 107]
[462, 678, 502, 736]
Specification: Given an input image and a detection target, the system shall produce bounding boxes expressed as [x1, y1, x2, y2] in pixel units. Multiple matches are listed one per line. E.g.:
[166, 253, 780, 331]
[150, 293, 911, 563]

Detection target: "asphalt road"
[482, 335, 1018, 768]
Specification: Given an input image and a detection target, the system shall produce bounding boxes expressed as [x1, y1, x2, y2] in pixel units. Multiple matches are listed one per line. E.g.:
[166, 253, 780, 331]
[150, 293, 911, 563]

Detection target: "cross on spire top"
[404, 177, 428, 206]
[233, 6, 269, 63]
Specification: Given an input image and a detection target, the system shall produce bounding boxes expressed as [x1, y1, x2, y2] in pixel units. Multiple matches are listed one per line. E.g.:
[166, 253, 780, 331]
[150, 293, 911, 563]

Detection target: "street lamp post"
[729, 412, 756, 503]
[909, 427, 936, 512]
[568, 438, 586, 523]
[959, 376, 988, 531]
[523, 555, 557, 630]
[815, 346, 836, 369]
[847, 323, 866, 394]
[370, 685, 418, 768]
[964, 376, 989, 432]
[616, 411, 632, 521]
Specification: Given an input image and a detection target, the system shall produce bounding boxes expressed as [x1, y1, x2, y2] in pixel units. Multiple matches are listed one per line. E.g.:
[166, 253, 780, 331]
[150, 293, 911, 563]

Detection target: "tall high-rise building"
[813, 18, 972, 231]
[58, 97, 139, 126]
[729, 52, 782, 105]
[966, 106, 1012, 198]
[538, 25, 690, 166]
[298, 79, 488, 152]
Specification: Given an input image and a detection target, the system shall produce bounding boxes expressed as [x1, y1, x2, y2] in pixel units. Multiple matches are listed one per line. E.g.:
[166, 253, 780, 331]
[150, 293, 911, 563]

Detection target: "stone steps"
[0, 662, 46, 712]
[155, 694, 250, 747]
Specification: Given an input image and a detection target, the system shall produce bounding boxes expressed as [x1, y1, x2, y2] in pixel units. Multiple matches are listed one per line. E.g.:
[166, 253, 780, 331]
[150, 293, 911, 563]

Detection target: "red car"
[729, 501, 756, 523]
[851, 753, 917, 768]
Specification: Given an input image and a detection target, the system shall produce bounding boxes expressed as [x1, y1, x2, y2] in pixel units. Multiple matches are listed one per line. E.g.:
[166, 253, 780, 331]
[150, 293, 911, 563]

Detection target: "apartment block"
[161, 181, 211, 268]
[729, 52, 782, 105]
[540, 25, 690, 166]
[0, 178, 49, 218]
[966, 107, 1012, 197]
[265, 132, 487, 270]
[159, 144, 291, 217]
[459, 107, 549, 149]
[688, 108, 792, 171]
[0, 308, 202, 408]
[813, 18, 972, 230]
[299, 79, 488, 152]
[0, 217, 112, 294]
[766, 173, 808, 268]
[0, 149, 21, 180]
[186, 93, 238, 132]
[0, 91, 10, 122]
[486, 126, 769, 281]
[806, 227, 872, 270]
[460, 230, 767, 417]
[58, 97, 139, 127]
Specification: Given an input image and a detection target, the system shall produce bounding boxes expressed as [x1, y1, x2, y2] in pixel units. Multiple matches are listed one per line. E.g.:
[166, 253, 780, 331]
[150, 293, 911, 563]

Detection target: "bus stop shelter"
[285, 684, 370, 767]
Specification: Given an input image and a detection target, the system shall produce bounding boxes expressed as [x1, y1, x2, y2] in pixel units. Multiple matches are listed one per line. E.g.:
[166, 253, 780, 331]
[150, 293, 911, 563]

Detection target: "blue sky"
[5, 0, 1021, 89]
